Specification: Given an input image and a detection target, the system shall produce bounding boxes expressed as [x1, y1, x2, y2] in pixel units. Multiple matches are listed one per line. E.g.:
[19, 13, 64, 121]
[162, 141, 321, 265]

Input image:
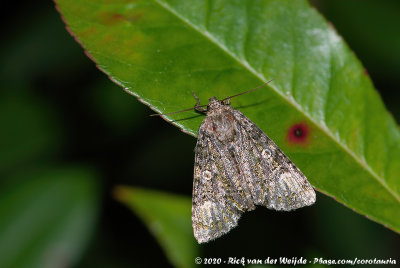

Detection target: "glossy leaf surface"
[0, 167, 100, 268]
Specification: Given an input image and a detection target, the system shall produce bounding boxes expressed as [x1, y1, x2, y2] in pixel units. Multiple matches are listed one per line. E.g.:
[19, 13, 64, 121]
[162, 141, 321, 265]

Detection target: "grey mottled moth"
[154, 82, 316, 243]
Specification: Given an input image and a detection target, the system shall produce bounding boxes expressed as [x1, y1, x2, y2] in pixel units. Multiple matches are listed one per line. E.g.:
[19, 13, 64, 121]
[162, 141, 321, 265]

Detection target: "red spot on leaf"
[287, 122, 310, 146]
[363, 68, 369, 76]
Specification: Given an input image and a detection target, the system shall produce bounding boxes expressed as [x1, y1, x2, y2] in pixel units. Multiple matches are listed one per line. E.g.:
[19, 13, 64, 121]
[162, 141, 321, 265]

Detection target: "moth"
[154, 82, 316, 243]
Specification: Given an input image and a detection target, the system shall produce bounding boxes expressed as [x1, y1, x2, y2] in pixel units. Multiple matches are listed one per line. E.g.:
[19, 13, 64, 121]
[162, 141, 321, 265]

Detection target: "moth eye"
[203, 170, 212, 180]
[261, 148, 272, 159]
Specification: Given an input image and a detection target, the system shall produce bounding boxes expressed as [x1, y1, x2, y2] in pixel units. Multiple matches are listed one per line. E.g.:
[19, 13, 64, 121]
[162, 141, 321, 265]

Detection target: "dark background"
[1, 0, 399, 267]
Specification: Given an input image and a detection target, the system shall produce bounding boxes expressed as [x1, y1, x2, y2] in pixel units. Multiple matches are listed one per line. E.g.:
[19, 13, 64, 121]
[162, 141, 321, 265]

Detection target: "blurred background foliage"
[0, 0, 399, 267]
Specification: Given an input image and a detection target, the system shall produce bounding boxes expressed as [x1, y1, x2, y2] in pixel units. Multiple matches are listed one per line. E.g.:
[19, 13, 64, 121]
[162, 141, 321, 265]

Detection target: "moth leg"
[223, 98, 231, 105]
[192, 92, 207, 113]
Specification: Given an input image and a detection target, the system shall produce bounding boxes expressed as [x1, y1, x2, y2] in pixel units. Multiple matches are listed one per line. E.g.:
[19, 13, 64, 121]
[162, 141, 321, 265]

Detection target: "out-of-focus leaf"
[56, 0, 400, 234]
[0, 167, 101, 268]
[114, 186, 198, 268]
[0, 91, 62, 175]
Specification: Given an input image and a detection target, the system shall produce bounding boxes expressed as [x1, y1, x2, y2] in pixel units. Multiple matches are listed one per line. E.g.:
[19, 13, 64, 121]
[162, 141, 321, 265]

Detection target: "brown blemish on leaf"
[79, 27, 97, 37]
[287, 122, 310, 146]
[98, 12, 125, 26]
[98, 11, 143, 26]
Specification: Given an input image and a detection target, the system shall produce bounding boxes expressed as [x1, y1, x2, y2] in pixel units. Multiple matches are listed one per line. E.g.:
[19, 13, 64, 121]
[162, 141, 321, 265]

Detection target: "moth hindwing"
[192, 95, 316, 243]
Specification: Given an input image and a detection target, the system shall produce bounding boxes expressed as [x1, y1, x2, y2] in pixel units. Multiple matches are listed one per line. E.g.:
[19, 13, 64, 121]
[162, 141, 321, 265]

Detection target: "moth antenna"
[222, 79, 273, 102]
[150, 104, 208, 117]
[150, 79, 273, 116]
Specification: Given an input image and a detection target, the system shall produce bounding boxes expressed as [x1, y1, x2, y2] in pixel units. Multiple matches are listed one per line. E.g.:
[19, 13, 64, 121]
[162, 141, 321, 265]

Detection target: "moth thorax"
[206, 113, 237, 143]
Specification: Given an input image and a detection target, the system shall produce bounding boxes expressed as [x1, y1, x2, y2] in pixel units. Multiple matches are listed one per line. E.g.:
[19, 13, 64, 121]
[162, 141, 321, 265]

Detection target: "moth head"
[207, 97, 225, 111]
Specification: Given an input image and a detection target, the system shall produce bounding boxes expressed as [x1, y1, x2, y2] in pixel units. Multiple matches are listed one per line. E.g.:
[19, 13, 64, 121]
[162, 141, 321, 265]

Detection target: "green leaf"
[114, 186, 198, 268]
[0, 167, 101, 268]
[56, 0, 400, 233]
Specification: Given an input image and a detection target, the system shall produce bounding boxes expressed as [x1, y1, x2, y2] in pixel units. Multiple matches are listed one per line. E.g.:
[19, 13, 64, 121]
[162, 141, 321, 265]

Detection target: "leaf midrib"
[154, 0, 400, 204]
